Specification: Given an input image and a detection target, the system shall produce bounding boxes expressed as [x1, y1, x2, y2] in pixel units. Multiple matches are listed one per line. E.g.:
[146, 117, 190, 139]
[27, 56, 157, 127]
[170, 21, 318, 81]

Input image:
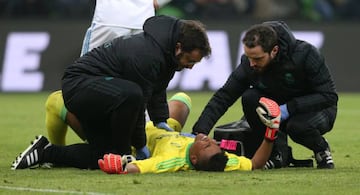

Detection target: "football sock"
[45, 90, 68, 145]
[169, 92, 192, 111]
[43, 143, 100, 169]
[167, 118, 182, 132]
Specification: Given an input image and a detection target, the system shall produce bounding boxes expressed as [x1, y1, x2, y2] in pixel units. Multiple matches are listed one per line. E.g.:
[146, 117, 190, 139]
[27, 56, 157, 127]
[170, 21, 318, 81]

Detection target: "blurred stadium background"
[0, 0, 359, 93]
[1, 2, 360, 194]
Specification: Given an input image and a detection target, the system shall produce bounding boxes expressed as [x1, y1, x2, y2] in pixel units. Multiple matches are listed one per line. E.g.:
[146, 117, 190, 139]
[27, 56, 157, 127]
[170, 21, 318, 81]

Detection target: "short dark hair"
[178, 20, 211, 58]
[242, 24, 278, 53]
[193, 151, 228, 172]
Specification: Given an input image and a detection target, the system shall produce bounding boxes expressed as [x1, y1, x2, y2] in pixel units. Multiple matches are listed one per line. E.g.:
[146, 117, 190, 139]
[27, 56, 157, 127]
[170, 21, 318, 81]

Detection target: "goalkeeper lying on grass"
[98, 97, 281, 174]
[12, 92, 280, 173]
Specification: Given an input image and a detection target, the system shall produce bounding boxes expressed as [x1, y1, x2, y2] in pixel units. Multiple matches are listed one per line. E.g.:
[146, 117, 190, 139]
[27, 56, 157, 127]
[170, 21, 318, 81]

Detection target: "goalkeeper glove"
[98, 153, 135, 174]
[256, 97, 281, 141]
[155, 121, 174, 131]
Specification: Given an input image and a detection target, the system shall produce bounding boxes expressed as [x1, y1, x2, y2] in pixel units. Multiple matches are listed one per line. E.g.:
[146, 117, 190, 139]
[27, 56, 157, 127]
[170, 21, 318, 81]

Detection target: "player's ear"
[175, 42, 182, 56]
[270, 45, 279, 58]
[190, 154, 198, 165]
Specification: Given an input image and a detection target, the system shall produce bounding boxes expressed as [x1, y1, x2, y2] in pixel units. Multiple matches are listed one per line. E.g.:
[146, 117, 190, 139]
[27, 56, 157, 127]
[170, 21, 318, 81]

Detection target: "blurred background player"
[46, 0, 168, 146]
[80, 0, 159, 56]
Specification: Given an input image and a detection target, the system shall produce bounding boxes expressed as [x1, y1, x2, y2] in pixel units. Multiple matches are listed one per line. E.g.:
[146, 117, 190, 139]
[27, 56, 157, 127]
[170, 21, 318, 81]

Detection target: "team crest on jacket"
[257, 82, 267, 89]
[284, 73, 295, 85]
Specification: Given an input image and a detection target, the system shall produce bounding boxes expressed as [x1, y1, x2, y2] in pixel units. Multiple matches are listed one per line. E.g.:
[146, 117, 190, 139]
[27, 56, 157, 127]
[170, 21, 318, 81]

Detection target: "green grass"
[0, 92, 359, 195]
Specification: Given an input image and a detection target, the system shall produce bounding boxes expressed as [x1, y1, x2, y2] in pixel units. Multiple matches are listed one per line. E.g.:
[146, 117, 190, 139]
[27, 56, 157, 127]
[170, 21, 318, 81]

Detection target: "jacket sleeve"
[286, 45, 338, 114]
[192, 63, 250, 135]
[147, 89, 169, 124]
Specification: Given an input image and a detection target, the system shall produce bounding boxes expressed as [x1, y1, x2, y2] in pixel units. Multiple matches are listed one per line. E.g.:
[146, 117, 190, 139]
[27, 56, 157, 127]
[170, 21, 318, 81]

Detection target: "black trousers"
[241, 88, 337, 158]
[54, 76, 146, 169]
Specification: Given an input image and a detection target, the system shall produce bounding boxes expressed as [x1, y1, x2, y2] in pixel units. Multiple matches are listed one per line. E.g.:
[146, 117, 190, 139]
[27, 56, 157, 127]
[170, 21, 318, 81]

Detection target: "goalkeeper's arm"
[251, 139, 274, 169]
[126, 163, 140, 173]
[251, 97, 281, 170]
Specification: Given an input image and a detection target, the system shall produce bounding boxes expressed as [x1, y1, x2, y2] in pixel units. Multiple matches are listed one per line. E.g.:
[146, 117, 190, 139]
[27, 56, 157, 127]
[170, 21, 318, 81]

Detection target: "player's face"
[175, 48, 203, 71]
[192, 133, 222, 162]
[244, 45, 278, 72]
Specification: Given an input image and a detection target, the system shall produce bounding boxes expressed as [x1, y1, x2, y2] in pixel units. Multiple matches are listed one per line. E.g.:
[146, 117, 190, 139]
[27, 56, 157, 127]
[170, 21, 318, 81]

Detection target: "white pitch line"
[0, 185, 109, 195]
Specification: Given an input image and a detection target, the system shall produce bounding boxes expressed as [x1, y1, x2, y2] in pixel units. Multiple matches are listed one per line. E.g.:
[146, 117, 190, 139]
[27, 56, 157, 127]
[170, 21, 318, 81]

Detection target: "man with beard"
[45, 0, 168, 147]
[192, 21, 338, 169]
[12, 15, 211, 170]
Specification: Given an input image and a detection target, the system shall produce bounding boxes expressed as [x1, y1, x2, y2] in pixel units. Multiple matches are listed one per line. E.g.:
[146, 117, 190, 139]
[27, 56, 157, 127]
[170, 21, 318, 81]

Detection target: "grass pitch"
[0, 92, 359, 195]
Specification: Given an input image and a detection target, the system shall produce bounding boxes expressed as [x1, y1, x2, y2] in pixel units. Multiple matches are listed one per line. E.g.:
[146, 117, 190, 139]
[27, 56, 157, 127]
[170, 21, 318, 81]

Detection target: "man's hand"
[98, 153, 135, 174]
[280, 104, 289, 121]
[155, 122, 174, 131]
[136, 146, 150, 160]
[180, 132, 196, 138]
[256, 97, 281, 141]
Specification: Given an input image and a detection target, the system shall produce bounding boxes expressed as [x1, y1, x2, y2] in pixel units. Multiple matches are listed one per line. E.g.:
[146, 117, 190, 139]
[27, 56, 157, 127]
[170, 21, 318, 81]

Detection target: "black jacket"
[62, 15, 182, 123]
[193, 21, 338, 135]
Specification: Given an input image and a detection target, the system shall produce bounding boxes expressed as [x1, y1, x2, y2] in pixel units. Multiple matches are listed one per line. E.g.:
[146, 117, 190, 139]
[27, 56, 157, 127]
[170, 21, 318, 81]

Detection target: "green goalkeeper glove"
[256, 97, 281, 141]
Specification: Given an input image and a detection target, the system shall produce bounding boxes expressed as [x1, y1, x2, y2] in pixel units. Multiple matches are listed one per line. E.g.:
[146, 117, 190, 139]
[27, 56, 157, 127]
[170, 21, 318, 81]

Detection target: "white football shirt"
[92, 0, 155, 29]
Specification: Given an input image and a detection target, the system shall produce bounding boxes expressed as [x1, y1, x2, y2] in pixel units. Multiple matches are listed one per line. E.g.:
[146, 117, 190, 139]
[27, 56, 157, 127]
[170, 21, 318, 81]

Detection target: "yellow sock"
[45, 90, 68, 145]
[168, 92, 192, 132]
[169, 92, 192, 111]
[167, 118, 182, 132]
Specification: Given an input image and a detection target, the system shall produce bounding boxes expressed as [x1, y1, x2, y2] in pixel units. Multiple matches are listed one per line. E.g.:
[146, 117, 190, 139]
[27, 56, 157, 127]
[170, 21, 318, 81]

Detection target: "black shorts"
[62, 76, 145, 154]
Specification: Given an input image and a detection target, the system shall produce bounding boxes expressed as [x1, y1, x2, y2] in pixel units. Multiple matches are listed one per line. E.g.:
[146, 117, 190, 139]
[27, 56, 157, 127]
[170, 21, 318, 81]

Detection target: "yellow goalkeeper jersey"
[130, 118, 252, 173]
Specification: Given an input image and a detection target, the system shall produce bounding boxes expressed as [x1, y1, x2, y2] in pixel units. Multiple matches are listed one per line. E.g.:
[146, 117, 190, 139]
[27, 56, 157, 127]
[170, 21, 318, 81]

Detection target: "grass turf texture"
[0, 92, 359, 195]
